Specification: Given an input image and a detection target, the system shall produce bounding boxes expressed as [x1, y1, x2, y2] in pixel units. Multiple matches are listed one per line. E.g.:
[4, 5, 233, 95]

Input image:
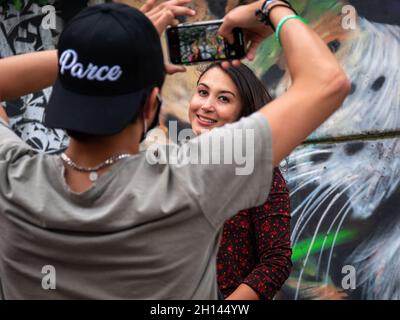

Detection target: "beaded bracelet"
[262, 0, 292, 11]
[255, 0, 297, 31]
[275, 15, 308, 46]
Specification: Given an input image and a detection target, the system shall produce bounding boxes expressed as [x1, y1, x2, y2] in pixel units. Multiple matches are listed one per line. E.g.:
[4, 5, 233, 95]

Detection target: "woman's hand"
[225, 284, 260, 300]
[218, 0, 273, 67]
[140, 0, 195, 35]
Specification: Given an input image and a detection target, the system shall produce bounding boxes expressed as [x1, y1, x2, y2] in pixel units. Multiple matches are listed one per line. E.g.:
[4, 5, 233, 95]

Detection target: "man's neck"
[64, 124, 141, 167]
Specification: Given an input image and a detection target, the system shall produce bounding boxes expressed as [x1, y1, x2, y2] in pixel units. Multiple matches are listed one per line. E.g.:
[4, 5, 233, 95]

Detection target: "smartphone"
[166, 20, 246, 65]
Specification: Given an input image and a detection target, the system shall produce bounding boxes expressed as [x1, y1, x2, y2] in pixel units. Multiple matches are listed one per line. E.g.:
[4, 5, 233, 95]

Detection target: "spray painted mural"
[266, 0, 400, 300]
[0, 0, 69, 152]
[161, 0, 400, 300]
[1, 0, 399, 299]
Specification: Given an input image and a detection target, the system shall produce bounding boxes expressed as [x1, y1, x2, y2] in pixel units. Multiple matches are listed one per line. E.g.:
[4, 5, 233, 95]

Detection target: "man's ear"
[144, 87, 160, 122]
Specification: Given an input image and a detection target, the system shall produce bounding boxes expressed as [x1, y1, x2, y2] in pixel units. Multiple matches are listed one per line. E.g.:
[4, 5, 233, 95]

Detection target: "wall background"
[1, 0, 399, 299]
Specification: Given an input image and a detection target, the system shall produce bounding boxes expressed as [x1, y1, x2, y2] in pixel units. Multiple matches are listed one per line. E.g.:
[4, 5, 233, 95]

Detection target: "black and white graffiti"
[0, 1, 67, 153]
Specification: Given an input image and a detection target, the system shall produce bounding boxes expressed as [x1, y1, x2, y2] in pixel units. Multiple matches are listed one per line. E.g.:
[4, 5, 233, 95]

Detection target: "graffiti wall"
[162, 0, 400, 300]
[0, 0, 69, 152]
[264, 0, 400, 300]
[158, 0, 400, 300]
[1, 0, 399, 299]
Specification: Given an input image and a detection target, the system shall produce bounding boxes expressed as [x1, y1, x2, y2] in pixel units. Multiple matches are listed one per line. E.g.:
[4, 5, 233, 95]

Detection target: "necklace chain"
[61, 153, 132, 173]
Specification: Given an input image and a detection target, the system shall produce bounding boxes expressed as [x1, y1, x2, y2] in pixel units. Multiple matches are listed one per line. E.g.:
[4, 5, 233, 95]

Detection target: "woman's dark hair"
[197, 63, 273, 118]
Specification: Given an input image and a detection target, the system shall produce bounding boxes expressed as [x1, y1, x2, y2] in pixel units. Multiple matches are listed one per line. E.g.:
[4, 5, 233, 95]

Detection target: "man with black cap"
[0, 1, 350, 299]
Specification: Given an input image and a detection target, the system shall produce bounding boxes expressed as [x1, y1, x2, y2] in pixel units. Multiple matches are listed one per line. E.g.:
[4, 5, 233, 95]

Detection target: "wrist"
[252, 0, 268, 14]
[268, 5, 297, 27]
[265, 0, 288, 11]
[256, 0, 298, 30]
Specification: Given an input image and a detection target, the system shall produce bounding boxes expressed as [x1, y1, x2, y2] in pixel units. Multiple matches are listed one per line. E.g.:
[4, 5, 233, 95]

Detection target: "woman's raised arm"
[219, 1, 351, 166]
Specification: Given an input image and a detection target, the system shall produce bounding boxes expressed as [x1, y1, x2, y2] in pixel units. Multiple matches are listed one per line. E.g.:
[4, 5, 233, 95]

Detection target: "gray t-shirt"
[0, 112, 273, 299]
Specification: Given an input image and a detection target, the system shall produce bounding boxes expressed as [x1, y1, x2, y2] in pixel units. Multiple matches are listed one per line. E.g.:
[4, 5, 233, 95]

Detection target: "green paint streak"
[292, 229, 356, 263]
[250, 0, 344, 75]
[301, 0, 343, 23]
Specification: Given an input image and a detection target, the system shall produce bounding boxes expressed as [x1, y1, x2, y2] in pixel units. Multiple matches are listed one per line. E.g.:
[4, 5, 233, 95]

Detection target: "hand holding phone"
[166, 20, 247, 65]
[218, 0, 274, 61]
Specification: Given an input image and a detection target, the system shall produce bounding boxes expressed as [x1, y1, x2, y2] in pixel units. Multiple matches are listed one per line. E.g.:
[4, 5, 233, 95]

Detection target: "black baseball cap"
[45, 3, 165, 135]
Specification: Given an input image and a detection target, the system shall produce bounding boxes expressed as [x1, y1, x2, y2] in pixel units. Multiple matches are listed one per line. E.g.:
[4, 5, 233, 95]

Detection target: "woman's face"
[189, 67, 242, 135]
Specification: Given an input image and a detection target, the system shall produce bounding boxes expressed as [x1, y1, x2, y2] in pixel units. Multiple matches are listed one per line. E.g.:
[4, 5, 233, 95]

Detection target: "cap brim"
[44, 79, 147, 135]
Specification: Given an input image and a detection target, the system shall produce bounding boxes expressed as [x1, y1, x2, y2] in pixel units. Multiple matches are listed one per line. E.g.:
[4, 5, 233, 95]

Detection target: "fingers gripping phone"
[166, 20, 246, 65]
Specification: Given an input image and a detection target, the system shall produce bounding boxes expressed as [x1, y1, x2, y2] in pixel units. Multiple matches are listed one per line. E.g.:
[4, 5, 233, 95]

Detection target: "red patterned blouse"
[217, 168, 292, 300]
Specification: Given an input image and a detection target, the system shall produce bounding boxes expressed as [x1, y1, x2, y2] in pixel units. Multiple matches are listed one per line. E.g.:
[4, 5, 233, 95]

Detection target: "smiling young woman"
[188, 63, 292, 300]
[189, 67, 241, 133]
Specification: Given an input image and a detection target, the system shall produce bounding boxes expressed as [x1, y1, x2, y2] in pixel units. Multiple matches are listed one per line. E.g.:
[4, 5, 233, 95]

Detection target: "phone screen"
[166, 21, 246, 65]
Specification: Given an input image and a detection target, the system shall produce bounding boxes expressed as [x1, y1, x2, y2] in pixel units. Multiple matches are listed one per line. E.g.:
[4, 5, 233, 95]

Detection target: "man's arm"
[0, 1, 194, 105]
[0, 50, 58, 125]
[219, 1, 351, 166]
[0, 50, 58, 103]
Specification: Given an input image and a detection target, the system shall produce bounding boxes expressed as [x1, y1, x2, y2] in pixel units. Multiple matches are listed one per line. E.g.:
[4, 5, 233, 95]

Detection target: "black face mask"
[140, 93, 162, 142]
